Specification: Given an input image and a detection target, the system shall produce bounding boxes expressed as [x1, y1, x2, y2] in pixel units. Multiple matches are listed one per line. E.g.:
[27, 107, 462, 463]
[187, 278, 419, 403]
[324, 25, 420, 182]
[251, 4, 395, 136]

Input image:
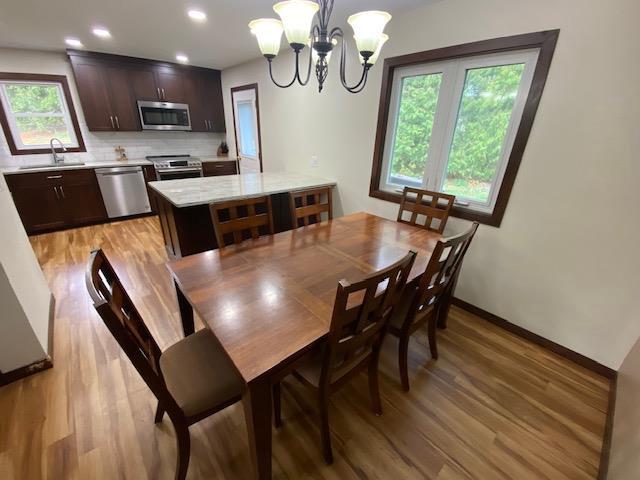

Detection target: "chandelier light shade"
[347, 11, 391, 55]
[249, 18, 284, 57]
[359, 34, 388, 66]
[248, 0, 391, 93]
[273, 0, 320, 47]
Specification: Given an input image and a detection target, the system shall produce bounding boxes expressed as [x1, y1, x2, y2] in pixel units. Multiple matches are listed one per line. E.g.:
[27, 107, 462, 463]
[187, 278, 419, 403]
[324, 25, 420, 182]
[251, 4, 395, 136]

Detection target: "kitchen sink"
[19, 162, 86, 170]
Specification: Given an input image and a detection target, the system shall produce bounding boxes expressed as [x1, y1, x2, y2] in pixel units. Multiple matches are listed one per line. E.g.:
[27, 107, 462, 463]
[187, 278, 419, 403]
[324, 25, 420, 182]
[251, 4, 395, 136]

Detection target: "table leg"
[242, 376, 272, 479]
[174, 280, 195, 337]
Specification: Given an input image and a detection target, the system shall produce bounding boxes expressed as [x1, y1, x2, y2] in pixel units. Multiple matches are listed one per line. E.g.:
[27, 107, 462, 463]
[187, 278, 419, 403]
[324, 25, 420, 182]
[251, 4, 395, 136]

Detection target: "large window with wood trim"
[370, 31, 559, 226]
[0, 73, 85, 155]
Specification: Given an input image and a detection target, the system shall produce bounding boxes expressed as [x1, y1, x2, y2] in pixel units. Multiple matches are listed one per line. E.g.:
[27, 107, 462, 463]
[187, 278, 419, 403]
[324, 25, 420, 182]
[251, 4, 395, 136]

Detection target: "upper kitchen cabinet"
[69, 54, 140, 131]
[130, 66, 187, 103]
[67, 50, 225, 133]
[184, 70, 225, 133]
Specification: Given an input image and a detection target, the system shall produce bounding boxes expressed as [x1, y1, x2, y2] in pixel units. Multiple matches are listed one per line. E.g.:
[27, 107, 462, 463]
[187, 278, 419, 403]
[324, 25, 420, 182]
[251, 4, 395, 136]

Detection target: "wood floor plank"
[0, 216, 609, 479]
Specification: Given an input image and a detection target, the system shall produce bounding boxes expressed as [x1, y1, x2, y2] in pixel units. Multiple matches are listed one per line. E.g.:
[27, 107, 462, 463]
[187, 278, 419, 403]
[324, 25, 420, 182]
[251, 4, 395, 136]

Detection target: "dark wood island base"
[154, 192, 295, 259]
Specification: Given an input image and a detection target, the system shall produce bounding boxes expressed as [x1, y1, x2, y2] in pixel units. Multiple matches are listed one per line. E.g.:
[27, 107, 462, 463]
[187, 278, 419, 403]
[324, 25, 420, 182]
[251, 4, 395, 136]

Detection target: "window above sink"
[0, 73, 86, 156]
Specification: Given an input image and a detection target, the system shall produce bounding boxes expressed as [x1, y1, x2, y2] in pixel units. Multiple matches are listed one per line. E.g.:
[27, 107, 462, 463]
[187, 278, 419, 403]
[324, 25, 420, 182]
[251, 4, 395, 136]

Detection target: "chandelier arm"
[344, 68, 370, 94]
[267, 52, 300, 89]
[335, 30, 371, 93]
[296, 42, 314, 86]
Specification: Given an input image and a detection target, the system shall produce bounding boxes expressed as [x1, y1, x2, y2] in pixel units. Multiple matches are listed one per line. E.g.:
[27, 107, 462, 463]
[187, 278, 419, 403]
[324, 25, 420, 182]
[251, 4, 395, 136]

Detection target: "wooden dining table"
[166, 212, 444, 479]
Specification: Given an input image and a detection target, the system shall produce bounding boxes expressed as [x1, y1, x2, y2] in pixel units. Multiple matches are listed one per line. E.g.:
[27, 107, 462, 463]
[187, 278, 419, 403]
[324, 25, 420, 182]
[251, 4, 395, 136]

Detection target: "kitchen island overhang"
[148, 172, 336, 258]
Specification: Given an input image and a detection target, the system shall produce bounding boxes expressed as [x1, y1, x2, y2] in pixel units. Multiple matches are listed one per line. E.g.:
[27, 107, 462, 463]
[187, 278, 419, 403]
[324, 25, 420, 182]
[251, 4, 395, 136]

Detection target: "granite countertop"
[1, 158, 153, 175]
[149, 171, 336, 208]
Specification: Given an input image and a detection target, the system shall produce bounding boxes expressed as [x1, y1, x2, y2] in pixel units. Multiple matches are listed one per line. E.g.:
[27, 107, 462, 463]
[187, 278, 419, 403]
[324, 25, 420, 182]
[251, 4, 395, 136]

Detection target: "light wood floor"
[0, 216, 610, 479]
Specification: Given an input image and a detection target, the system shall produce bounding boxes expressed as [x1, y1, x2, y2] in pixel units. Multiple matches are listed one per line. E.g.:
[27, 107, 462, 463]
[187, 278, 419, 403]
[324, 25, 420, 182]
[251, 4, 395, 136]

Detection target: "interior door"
[231, 85, 262, 173]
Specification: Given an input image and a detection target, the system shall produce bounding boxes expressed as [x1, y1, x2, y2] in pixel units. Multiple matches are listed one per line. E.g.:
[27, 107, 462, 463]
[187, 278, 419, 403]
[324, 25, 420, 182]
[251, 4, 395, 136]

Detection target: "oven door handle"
[156, 167, 202, 173]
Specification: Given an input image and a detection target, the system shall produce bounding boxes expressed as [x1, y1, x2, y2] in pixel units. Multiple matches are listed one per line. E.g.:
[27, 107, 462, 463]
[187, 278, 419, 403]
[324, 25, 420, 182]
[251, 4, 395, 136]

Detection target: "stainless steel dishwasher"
[95, 166, 152, 218]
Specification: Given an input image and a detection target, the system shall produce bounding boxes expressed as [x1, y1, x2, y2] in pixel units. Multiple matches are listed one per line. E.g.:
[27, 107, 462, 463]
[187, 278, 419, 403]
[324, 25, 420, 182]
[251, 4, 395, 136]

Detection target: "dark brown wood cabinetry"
[68, 50, 225, 133]
[6, 169, 107, 234]
[202, 161, 238, 177]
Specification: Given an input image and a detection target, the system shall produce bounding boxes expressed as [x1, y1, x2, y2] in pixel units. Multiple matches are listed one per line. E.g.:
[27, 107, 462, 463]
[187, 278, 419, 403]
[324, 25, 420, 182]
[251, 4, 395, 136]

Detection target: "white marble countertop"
[1, 158, 152, 175]
[149, 171, 336, 208]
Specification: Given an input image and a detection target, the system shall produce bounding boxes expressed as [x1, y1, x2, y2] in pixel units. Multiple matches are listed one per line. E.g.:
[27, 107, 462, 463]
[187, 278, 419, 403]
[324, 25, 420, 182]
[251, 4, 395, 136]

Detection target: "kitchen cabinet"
[142, 165, 158, 214]
[6, 169, 107, 234]
[71, 62, 114, 131]
[68, 50, 225, 133]
[186, 71, 226, 132]
[202, 161, 238, 177]
[70, 60, 139, 131]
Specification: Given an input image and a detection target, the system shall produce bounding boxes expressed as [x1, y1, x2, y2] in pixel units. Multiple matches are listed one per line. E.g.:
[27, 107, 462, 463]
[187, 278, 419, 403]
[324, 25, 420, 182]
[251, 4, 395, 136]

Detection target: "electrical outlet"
[310, 155, 319, 168]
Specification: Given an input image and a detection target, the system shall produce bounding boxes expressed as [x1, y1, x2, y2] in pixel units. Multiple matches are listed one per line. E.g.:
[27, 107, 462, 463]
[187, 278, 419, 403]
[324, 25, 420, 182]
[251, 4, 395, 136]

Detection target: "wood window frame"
[369, 30, 560, 227]
[0, 72, 86, 155]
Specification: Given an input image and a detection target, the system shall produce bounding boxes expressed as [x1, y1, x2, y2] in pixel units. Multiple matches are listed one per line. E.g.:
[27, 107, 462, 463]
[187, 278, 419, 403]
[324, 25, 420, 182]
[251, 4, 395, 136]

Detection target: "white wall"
[0, 174, 51, 372]
[609, 335, 640, 479]
[221, 0, 640, 369]
[0, 48, 226, 167]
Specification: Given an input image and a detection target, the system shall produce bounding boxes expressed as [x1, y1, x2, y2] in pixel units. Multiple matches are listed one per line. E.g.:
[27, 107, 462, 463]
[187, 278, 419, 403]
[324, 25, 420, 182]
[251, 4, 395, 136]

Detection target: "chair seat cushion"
[160, 329, 243, 418]
[389, 287, 418, 329]
[389, 286, 436, 331]
[296, 348, 370, 388]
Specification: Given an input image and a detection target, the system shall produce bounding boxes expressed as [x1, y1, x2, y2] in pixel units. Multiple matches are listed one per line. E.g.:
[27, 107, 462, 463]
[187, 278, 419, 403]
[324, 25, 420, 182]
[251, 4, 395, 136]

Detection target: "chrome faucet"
[50, 138, 67, 164]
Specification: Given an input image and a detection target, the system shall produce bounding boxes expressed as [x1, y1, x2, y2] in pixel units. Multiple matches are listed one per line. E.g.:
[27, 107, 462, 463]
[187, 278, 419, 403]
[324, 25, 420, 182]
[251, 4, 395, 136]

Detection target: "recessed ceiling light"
[65, 37, 83, 48]
[92, 27, 111, 38]
[188, 9, 207, 22]
[176, 54, 189, 63]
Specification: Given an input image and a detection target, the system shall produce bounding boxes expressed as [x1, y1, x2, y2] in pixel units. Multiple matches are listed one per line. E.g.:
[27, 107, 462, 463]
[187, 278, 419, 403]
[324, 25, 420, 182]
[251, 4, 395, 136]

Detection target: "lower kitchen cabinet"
[202, 161, 238, 177]
[10, 185, 67, 232]
[6, 169, 107, 234]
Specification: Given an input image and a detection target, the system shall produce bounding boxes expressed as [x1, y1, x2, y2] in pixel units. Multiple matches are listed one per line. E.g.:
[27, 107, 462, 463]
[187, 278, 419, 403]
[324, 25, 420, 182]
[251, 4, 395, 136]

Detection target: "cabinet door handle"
[114, 116, 120, 129]
[47, 174, 63, 179]
[204, 120, 207, 129]
[162, 88, 166, 100]
[157, 87, 161, 100]
[53, 186, 60, 200]
[59, 186, 66, 199]
[109, 115, 115, 129]
[209, 121, 213, 131]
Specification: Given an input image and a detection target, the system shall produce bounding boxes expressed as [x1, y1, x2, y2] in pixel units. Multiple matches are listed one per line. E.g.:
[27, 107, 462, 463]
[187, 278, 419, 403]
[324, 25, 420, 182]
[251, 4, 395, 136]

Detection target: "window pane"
[238, 101, 257, 157]
[5, 84, 63, 114]
[15, 116, 71, 145]
[388, 73, 442, 188]
[443, 63, 525, 203]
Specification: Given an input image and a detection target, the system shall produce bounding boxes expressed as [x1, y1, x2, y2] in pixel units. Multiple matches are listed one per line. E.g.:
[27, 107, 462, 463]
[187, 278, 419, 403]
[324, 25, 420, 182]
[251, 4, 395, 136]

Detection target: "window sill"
[9, 146, 86, 156]
[369, 188, 503, 227]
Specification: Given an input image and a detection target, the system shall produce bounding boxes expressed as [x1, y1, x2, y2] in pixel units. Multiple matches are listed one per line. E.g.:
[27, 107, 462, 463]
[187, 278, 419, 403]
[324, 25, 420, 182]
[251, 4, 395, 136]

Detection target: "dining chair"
[388, 222, 479, 391]
[210, 195, 274, 247]
[396, 186, 456, 234]
[273, 250, 417, 464]
[85, 249, 244, 480]
[289, 186, 333, 228]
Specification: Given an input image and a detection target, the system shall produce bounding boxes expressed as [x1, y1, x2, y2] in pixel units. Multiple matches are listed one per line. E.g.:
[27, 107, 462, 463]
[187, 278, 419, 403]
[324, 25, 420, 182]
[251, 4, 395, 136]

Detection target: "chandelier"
[248, 0, 391, 93]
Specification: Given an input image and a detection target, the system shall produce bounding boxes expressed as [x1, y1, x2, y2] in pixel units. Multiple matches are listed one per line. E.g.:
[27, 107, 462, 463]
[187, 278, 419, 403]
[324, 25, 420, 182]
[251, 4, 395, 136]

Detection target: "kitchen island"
[148, 171, 336, 258]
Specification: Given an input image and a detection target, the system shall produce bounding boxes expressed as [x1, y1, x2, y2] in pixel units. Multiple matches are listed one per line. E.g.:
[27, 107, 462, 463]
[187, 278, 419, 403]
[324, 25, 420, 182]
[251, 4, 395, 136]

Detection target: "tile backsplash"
[0, 130, 227, 167]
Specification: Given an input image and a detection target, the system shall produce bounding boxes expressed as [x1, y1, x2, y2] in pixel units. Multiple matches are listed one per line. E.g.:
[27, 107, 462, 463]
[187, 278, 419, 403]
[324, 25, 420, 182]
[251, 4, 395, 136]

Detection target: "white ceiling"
[0, 0, 432, 70]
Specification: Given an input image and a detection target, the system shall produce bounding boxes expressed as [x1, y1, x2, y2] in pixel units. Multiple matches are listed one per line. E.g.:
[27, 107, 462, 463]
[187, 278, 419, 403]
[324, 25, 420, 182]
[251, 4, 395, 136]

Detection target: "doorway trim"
[230, 83, 263, 173]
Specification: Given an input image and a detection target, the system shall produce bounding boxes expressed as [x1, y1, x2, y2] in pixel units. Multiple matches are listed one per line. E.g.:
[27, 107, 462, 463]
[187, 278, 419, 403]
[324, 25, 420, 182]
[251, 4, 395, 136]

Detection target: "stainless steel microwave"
[137, 101, 191, 131]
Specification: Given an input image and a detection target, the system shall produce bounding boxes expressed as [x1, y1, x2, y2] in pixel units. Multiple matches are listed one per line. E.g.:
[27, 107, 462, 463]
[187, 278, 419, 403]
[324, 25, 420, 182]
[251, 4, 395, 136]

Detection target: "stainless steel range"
[147, 155, 203, 181]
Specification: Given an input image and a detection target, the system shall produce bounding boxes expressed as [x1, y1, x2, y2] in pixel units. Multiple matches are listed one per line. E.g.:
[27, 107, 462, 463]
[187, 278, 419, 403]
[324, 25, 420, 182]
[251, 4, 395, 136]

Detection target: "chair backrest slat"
[320, 251, 417, 385]
[397, 187, 455, 234]
[210, 196, 274, 247]
[405, 222, 479, 329]
[85, 249, 179, 414]
[290, 187, 333, 229]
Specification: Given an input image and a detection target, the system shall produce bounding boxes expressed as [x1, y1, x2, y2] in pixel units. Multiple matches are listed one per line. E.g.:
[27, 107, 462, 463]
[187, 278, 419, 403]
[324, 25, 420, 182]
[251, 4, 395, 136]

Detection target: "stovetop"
[146, 154, 202, 169]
